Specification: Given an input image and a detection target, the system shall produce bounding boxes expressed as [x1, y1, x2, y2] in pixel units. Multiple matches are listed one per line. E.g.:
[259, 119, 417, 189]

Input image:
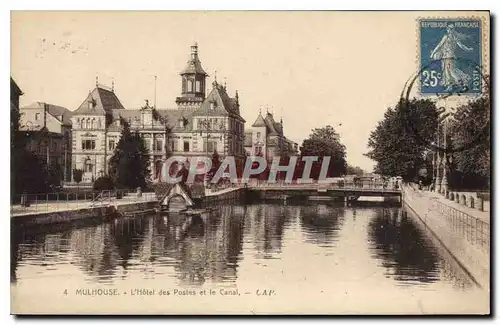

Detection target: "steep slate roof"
[21, 102, 73, 126]
[264, 112, 279, 135]
[109, 108, 194, 132]
[74, 86, 125, 115]
[181, 58, 207, 75]
[11, 77, 22, 96]
[252, 112, 266, 127]
[192, 82, 245, 122]
[180, 45, 208, 76]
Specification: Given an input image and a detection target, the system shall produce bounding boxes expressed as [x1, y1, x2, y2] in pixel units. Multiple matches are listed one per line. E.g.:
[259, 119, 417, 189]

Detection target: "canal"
[11, 202, 489, 314]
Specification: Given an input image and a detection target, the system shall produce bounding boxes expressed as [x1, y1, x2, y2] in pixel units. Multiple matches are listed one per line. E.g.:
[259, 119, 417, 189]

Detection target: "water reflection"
[246, 204, 288, 258]
[11, 203, 477, 293]
[300, 203, 345, 246]
[368, 208, 440, 284]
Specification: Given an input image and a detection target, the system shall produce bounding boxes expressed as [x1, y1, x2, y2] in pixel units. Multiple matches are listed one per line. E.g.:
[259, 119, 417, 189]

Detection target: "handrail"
[405, 186, 490, 253]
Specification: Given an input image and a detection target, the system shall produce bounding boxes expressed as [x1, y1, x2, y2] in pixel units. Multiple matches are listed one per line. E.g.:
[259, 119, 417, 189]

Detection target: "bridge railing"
[246, 179, 401, 191]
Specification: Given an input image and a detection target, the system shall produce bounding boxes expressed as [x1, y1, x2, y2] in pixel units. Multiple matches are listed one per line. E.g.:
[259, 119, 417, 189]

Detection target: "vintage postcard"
[10, 11, 491, 315]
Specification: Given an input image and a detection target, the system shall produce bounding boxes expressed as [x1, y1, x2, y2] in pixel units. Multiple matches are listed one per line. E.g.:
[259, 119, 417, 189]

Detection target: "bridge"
[246, 181, 402, 202]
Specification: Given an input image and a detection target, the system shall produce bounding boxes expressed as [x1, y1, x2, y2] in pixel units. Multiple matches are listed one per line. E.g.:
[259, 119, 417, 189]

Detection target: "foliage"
[11, 103, 52, 195]
[448, 94, 490, 190]
[299, 125, 347, 179]
[93, 175, 115, 191]
[346, 164, 365, 176]
[13, 150, 50, 195]
[366, 98, 438, 182]
[73, 169, 83, 184]
[207, 151, 221, 183]
[109, 123, 151, 189]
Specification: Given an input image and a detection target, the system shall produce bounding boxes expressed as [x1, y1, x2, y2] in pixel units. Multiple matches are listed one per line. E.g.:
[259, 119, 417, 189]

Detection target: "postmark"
[400, 17, 489, 154]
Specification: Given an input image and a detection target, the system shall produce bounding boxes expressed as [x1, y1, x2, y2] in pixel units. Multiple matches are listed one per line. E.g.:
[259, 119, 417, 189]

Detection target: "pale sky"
[11, 11, 489, 172]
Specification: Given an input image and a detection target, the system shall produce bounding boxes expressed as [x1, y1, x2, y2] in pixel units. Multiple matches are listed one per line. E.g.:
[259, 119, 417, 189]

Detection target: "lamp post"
[434, 123, 442, 193]
[440, 118, 449, 194]
[431, 141, 436, 189]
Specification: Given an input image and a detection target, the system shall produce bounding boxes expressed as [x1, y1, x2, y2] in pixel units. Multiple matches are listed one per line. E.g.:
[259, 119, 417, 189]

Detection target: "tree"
[299, 125, 347, 179]
[207, 150, 221, 183]
[108, 122, 151, 189]
[73, 169, 83, 184]
[448, 94, 490, 190]
[346, 164, 365, 176]
[11, 107, 50, 196]
[93, 175, 115, 191]
[366, 98, 438, 181]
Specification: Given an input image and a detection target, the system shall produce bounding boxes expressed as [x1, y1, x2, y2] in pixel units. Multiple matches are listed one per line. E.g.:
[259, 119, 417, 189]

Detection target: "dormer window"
[179, 119, 184, 128]
[210, 100, 217, 110]
[88, 98, 96, 110]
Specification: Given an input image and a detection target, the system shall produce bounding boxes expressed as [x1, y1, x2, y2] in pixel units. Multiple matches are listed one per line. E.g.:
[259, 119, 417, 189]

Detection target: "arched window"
[97, 119, 101, 129]
[187, 79, 193, 92]
[80, 119, 84, 129]
[90, 118, 95, 129]
[84, 158, 93, 173]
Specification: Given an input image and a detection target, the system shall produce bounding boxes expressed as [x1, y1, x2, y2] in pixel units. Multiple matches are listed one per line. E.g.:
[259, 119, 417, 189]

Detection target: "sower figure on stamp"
[430, 24, 474, 91]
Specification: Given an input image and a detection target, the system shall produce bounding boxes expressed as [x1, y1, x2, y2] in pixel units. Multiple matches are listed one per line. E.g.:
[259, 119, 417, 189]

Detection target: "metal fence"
[11, 189, 158, 215]
[428, 198, 490, 253]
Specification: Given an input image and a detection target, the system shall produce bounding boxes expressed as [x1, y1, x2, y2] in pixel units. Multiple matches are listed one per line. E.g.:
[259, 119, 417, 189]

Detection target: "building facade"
[244, 111, 298, 161]
[19, 102, 73, 182]
[70, 44, 246, 184]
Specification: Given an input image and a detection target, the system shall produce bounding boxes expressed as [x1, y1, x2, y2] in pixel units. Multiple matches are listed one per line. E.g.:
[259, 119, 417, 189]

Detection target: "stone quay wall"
[403, 187, 490, 290]
[12, 201, 158, 227]
[202, 187, 247, 207]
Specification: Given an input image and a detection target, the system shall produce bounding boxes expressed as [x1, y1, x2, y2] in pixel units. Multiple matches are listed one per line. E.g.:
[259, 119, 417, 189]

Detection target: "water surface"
[11, 202, 488, 314]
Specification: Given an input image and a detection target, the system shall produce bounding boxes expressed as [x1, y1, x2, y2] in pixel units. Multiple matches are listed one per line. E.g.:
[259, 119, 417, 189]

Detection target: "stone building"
[70, 44, 246, 184]
[19, 102, 73, 182]
[244, 110, 298, 161]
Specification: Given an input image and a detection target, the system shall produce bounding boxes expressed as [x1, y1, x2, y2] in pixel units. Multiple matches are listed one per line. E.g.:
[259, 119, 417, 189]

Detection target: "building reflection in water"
[245, 204, 288, 259]
[11, 203, 477, 291]
[299, 202, 346, 246]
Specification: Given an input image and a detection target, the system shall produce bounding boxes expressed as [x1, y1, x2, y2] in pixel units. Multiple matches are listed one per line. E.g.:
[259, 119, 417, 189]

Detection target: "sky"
[10, 11, 489, 172]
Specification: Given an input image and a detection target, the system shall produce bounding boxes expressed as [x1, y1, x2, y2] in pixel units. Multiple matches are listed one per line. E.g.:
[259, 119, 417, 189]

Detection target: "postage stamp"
[419, 18, 483, 95]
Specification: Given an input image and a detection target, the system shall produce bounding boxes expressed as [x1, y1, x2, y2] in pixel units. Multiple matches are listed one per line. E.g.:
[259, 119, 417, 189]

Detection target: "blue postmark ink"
[420, 19, 482, 95]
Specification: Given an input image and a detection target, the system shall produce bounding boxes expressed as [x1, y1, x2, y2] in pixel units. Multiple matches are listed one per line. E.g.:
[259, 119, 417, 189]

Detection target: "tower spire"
[95, 74, 98, 87]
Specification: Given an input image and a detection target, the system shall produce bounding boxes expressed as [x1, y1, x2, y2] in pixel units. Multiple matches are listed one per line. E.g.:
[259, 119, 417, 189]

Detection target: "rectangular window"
[169, 140, 176, 152]
[205, 141, 217, 153]
[257, 132, 261, 139]
[108, 140, 116, 150]
[154, 139, 163, 151]
[196, 80, 201, 92]
[81, 140, 96, 150]
[143, 139, 151, 151]
[184, 141, 190, 152]
[35, 113, 40, 120]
